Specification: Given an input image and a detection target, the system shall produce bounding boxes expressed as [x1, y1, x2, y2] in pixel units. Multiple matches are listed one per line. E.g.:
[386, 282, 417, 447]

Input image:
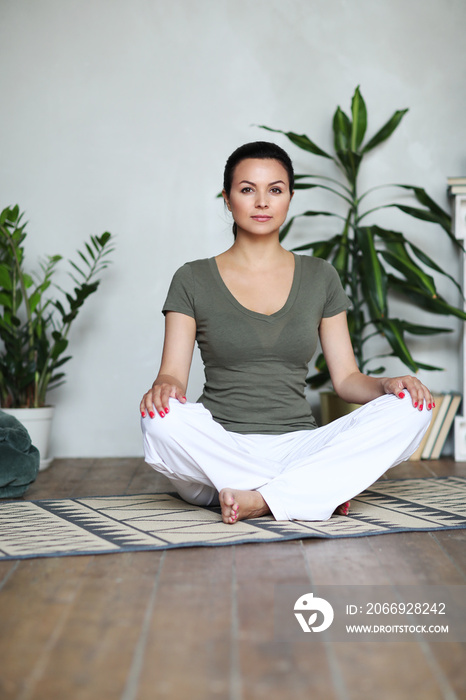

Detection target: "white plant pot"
[1, 406, 55, 470]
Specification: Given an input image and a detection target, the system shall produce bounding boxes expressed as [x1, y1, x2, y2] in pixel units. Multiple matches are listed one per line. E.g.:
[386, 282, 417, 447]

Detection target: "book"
[447, 177, 466, 186]
[421, 394, 453, 459]
[409, 394, 443, 461]
[448, 185, 466, 195]
[430, 394, 462, 459]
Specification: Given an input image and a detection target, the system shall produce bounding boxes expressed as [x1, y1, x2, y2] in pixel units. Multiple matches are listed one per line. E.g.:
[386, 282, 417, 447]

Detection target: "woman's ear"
[222, 189, 231, 211]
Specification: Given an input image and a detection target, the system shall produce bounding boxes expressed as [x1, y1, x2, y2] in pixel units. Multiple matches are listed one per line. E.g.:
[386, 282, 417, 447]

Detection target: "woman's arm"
[140, 311, 196, 418]
[319, 312, 434, 410]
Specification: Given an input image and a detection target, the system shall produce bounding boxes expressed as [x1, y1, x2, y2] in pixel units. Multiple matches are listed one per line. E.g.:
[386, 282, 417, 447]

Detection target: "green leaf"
[306, 353, 331, 389]
[388, 277, 466, 320]
[78, 250, 92, 268]
[291, 236, 341, 257]
[381, 243, 437, 295]
[257, 126, 332, 158]
[6, 205, 20, 223]
[413, 361, 445, 372]
[50, 338, 69, 360]
[23, 273, 34, 289]
[0, 264, 12, 290]
[28, 292, 41, 314]
[389, 202, 454, 240]
[0, 292, 12, 308]
[69, 261, 86, 278]
[364, 365, 386, 375]
[331, 212, 351, 274]
[0, 207, 10, 225]
[84, 242, 96, 261]
[333, 107, 352, 152]
[362, 109, 408, 154]
[400, 320, 452, 335]
[409, 242, 463, 297]
[357, 227, 388, 317]
[314, 352, 327, 372]
[96, 231, 112, 246]
[306, 370, 331, 390]
[292, 183, 320, 190]
[398, 185, 451, 223]
[51, 355, 72, 369]
[279, 216, 295, 242]
[351, 86, 367, 151]
[335, 149, 362, 182]
[298, 209, 343, 220]
[377, 319, 419, 373]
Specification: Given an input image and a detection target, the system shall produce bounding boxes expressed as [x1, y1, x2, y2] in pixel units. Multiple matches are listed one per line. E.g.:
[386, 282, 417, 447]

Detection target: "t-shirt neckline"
[208, 253, 301, 321]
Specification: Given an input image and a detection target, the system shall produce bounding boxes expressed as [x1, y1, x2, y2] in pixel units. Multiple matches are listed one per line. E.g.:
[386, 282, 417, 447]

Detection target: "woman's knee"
[396, 394, 433, 436]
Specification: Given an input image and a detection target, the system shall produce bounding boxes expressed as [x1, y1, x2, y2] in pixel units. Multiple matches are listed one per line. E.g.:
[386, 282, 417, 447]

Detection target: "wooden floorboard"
[0, 457, 465, 700]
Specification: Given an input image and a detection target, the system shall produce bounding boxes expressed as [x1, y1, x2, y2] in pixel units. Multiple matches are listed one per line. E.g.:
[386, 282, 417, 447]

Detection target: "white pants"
[141, 394, 431, 521]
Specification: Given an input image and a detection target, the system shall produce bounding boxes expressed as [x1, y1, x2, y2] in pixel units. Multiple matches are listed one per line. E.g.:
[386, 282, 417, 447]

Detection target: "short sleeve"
[321, 262, 351, 318]
[162, 263, 196, 318]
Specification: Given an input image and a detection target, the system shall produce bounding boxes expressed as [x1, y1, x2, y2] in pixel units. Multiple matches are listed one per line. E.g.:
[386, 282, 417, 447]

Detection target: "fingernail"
[398, 392, 405, 398]
[141, 411, 146, 418]
[413, 402, 418, 408]
[433, 402, 436, 408]
[164, 407, 169, 413]
[182, 396, 187, 401]
[428, 403, 432, 410]
[149, 411, 155, 419]
[419, 404, 423, 411]
[159, 411, 165, 418]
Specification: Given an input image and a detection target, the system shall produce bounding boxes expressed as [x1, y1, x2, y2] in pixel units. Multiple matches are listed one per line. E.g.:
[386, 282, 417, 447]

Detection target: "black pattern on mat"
[0, 477, 465, 560]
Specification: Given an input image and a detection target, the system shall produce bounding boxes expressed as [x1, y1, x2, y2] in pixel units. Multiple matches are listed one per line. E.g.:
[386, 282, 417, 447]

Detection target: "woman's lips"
[251, 216, 272, 222]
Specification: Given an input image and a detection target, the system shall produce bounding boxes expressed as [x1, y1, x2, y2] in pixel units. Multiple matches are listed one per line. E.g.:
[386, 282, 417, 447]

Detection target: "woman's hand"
[381, 376, 435, 411]
[140, 376, 187, 419]
[140, 311, 196, 419]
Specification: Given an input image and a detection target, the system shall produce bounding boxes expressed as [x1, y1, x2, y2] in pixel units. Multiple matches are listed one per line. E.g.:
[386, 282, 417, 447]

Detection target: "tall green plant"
[0, 205, 114, 407]
[260, 86, 466, 388]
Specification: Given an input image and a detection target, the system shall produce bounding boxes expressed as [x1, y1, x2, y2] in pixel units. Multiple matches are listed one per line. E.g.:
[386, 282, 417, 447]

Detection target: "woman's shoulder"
[171, 258, 211, 279]
[295, 253, 339, 277]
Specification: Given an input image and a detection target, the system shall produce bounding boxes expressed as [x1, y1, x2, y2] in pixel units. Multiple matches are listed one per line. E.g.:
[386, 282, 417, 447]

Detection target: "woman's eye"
[240, 187, 253, 193]
[270, 187, 283, 194]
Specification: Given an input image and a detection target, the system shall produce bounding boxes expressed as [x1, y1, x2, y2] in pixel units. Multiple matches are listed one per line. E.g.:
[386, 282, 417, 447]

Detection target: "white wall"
[0, 0, 465, 457]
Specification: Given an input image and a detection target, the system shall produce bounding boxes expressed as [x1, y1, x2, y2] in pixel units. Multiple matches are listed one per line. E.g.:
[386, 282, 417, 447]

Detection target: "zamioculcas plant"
[0, 205, 114, 407]
[260, 86, 466, 388]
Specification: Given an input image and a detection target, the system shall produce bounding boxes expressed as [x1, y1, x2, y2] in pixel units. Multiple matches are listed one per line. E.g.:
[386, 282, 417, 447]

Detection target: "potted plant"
[260, 87, 466, 419]
[0, 204, 114, 467]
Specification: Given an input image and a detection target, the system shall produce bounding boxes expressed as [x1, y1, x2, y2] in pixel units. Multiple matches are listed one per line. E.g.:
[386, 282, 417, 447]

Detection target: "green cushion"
[0, 410, 40, 498]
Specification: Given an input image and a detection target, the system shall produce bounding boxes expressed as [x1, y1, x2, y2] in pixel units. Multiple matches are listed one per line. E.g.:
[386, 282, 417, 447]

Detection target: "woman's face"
[223, 158, 293, 239]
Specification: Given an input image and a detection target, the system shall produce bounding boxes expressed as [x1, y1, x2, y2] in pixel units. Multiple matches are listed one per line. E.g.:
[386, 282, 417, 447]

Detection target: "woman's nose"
[255, 192, 269, 208]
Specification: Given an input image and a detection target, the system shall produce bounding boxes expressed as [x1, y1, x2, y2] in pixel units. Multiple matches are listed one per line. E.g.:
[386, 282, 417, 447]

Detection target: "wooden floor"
[1, 457, 465, 700]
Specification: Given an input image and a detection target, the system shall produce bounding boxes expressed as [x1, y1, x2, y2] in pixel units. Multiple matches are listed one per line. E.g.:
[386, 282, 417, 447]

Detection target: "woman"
[140, 141, 433, 524]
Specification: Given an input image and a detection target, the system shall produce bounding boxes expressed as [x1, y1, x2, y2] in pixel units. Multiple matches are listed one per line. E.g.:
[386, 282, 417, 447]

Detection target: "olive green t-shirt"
[162, 254, 350, 434]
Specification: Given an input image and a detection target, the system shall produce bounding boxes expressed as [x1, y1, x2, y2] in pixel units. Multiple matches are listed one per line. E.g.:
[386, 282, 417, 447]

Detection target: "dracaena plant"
[0, 205, 114, 407]
[260, 86, 466, 389]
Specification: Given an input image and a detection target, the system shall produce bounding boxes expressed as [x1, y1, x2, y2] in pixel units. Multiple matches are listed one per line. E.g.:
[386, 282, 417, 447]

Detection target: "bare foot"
[219, 488, 270, 524]
[334, 501, 351, 516]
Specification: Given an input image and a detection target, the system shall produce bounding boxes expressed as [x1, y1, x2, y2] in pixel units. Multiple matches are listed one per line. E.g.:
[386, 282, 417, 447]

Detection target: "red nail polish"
[149, 411, 155, 419]
[399, 392, 405, 399]
[164, 407, 169, 413]
[141, 411, 146, 418]
[182, 396, 187, 400]
[159, 411, 165, 417]
[419, 404, 423, 411]
[413, 402, 418, 408]
[428, 403, 432, 410]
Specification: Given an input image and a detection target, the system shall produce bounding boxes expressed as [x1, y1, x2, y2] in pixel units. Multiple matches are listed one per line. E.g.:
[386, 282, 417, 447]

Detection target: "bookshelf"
[448, 178, 466, 460]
